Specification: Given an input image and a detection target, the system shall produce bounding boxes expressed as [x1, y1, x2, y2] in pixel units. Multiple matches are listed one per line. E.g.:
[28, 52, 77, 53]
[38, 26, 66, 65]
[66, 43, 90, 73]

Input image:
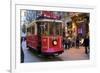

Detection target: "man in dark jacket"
[83, 36, 89, 54]
[21, 37, 24, 63]
[76, 37, 80, 48]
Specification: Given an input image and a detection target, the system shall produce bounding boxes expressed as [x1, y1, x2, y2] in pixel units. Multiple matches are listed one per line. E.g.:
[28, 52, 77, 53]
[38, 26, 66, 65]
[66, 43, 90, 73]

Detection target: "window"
[32, 26, 35, 34]
[27, 27, 31, 36]
[49, 22, 62, 36]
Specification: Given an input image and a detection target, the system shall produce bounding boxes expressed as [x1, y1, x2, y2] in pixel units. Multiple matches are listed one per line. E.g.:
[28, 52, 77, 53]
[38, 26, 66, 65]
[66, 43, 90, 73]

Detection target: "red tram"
[26, 11, 64, 56]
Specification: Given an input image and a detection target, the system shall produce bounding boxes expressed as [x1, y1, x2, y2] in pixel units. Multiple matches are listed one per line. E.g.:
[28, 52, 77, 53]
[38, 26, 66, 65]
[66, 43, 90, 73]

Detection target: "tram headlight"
[53, 40, 57, 46]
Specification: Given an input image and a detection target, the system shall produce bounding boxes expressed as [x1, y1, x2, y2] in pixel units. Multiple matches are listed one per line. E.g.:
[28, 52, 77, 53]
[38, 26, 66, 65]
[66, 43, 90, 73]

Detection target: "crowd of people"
[63, 35, 89, 54]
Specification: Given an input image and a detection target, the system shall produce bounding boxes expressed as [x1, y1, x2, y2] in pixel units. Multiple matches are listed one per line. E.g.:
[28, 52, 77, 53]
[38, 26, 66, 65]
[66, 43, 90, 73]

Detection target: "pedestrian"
[63, 37, 70, 49]
[21, 46, 24, 63]
[83, 36, 89, 54]
[21, 36, 24, 63]
[67, 38, 71, 49]
[64, 38, 68, 49]
[76, 36, 79, 48]
[66, 37, 71, 49]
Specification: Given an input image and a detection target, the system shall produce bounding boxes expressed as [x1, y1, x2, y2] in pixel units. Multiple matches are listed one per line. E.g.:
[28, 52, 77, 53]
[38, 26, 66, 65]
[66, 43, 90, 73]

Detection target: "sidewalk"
[59, 46, 89, 61]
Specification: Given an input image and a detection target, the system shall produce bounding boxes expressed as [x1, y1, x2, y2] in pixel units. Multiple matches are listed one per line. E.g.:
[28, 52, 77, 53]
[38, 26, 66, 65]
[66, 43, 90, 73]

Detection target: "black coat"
[21, 37, 24, 63]
[83, 38, 89, 47]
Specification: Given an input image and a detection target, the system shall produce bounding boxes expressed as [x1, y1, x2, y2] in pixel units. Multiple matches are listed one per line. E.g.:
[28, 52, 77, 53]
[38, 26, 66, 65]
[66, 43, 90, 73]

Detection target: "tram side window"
[59, 23, 62, 35]
[43, 23, 49, 36]
[32, 26, 35, 35]
[27, 28, 29, 35]
[40, 22, 49, 36]
[27, 27, 31, 36]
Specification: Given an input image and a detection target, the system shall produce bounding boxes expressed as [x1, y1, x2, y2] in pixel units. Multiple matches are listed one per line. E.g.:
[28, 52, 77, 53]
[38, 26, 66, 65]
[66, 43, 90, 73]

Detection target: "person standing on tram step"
[83, 35, 89, 54]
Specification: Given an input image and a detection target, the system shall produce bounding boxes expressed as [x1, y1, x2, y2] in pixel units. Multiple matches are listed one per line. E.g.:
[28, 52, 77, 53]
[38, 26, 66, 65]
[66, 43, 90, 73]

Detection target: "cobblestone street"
[22, 41, 89, 63]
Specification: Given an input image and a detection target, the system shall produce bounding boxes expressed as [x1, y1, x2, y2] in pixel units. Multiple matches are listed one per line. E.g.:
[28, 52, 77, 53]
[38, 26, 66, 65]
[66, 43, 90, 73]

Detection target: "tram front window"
[49, 22, 62, 36]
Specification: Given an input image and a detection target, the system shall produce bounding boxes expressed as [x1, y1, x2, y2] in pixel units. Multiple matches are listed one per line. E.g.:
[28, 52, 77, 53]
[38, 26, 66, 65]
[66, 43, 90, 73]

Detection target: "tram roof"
[36, 19, 63, 23]
[26, 20, 36, 28]
[27, 19, 63, 28]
